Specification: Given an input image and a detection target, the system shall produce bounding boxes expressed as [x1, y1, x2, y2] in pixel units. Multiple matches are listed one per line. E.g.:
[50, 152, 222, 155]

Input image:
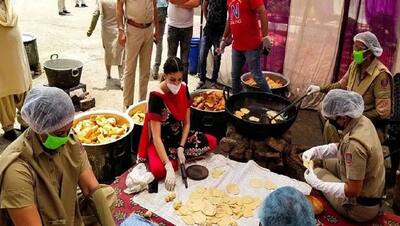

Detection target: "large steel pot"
[126, 101, 147, 156]
[73, 110, 134, 183]
[190, 89, 228, 140]
[225, 92, 298, 140]
[22, 33, 40, 69]
[44, 54, 83, 89]
[241, 71, 290, 97]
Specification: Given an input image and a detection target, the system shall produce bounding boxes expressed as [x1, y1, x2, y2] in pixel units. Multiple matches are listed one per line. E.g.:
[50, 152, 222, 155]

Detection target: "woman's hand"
[164, 161, 176, 191]
[177, 147, 186, 164]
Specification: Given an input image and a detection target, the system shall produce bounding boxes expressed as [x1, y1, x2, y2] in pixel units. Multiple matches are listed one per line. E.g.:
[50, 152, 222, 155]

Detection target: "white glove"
[302, 143, 338, 161]
[304, 169, 346, 198]
[164, 161, 176, 191]
[306, 85, 321, 95]
[177, 147, 186, 164]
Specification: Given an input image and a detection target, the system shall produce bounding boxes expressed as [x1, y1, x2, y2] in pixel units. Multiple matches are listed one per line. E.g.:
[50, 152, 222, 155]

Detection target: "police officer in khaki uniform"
[117, 0, 159, 108]
[0, 0, 32, 141]
[303, 89, 385, 223]
[87, 0, 124, 83]
[0, 87, 115, 226]
[307, 31, 393, 143]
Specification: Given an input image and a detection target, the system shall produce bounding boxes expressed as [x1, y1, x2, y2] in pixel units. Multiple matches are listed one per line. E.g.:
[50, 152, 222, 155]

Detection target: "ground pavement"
[0, 0, 202, 150]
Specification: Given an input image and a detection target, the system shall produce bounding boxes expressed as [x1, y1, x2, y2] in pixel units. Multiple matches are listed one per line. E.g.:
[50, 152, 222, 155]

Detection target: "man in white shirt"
[167, 0, 200, 83]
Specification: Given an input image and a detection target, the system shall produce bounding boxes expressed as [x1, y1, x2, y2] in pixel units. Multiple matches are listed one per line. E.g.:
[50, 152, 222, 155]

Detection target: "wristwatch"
[118, 27, 125, 32]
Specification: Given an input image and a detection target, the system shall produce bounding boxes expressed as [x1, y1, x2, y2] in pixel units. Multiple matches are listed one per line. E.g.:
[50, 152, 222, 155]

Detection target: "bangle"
[179, 145, 185, 148]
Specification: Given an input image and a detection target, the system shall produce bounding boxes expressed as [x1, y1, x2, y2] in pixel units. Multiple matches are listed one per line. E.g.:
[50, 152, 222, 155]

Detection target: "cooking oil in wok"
[236, 106, 287, 124]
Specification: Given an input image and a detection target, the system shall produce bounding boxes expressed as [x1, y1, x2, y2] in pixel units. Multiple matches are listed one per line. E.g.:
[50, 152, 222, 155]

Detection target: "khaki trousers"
[122, 24, 153, 107]
[58, 0, 66, 12]
[314, 159, 380, 222]
[0, 92, 28, 132]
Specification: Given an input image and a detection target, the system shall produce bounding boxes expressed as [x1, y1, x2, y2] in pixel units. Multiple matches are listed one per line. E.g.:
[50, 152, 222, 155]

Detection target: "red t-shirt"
[228, 0, 263, 51]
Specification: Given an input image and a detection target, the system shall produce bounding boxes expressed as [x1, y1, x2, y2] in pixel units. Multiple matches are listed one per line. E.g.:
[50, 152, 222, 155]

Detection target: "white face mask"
[166, 82, 181, 95]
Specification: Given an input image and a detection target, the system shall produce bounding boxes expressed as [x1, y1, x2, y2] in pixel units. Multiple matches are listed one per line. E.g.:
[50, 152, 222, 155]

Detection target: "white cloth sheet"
[133, 154, 312, 226]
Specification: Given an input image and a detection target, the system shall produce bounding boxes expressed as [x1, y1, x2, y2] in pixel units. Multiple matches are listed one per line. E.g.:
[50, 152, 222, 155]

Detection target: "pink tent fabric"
[335, 0, 399, 81]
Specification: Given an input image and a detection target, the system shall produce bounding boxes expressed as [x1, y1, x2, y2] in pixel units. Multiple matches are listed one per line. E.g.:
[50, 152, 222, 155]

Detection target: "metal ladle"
[268, 93, 310, 122]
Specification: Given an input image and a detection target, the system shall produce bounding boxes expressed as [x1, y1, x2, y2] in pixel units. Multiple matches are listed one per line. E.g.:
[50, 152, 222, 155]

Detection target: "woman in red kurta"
[138, 57, 217, 191]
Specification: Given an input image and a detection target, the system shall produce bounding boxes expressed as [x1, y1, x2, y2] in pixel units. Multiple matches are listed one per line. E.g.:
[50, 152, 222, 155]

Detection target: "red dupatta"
[137, 83, 189, 160]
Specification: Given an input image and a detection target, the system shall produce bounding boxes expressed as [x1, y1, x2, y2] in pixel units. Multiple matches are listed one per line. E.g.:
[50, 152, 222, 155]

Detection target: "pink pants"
[147, 134, 218, 179]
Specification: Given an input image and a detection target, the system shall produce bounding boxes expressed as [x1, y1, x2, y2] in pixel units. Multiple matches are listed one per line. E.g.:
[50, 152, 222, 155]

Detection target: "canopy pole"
[196, 0, 204, 76]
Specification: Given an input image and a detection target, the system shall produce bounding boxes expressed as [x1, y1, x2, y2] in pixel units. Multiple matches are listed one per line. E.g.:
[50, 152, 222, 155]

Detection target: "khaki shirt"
[321, 59, 393, 122]
[0, 130, 91, 226]
[337, 116, 385, 197]
[0, 8, 32, 98]
[125, 0, 154, 24]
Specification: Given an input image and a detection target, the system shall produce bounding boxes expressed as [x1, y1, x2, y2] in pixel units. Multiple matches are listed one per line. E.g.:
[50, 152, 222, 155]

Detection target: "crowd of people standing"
[0, 0, 274, 140]
[87, 0, 272, 109]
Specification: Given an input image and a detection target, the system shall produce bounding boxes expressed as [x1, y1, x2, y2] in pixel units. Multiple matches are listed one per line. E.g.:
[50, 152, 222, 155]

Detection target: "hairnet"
[21, 86, 75, 134]
[322, 89, 364, 119]
[354, 31, 383, 57]
[258, 186, 316, 226]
